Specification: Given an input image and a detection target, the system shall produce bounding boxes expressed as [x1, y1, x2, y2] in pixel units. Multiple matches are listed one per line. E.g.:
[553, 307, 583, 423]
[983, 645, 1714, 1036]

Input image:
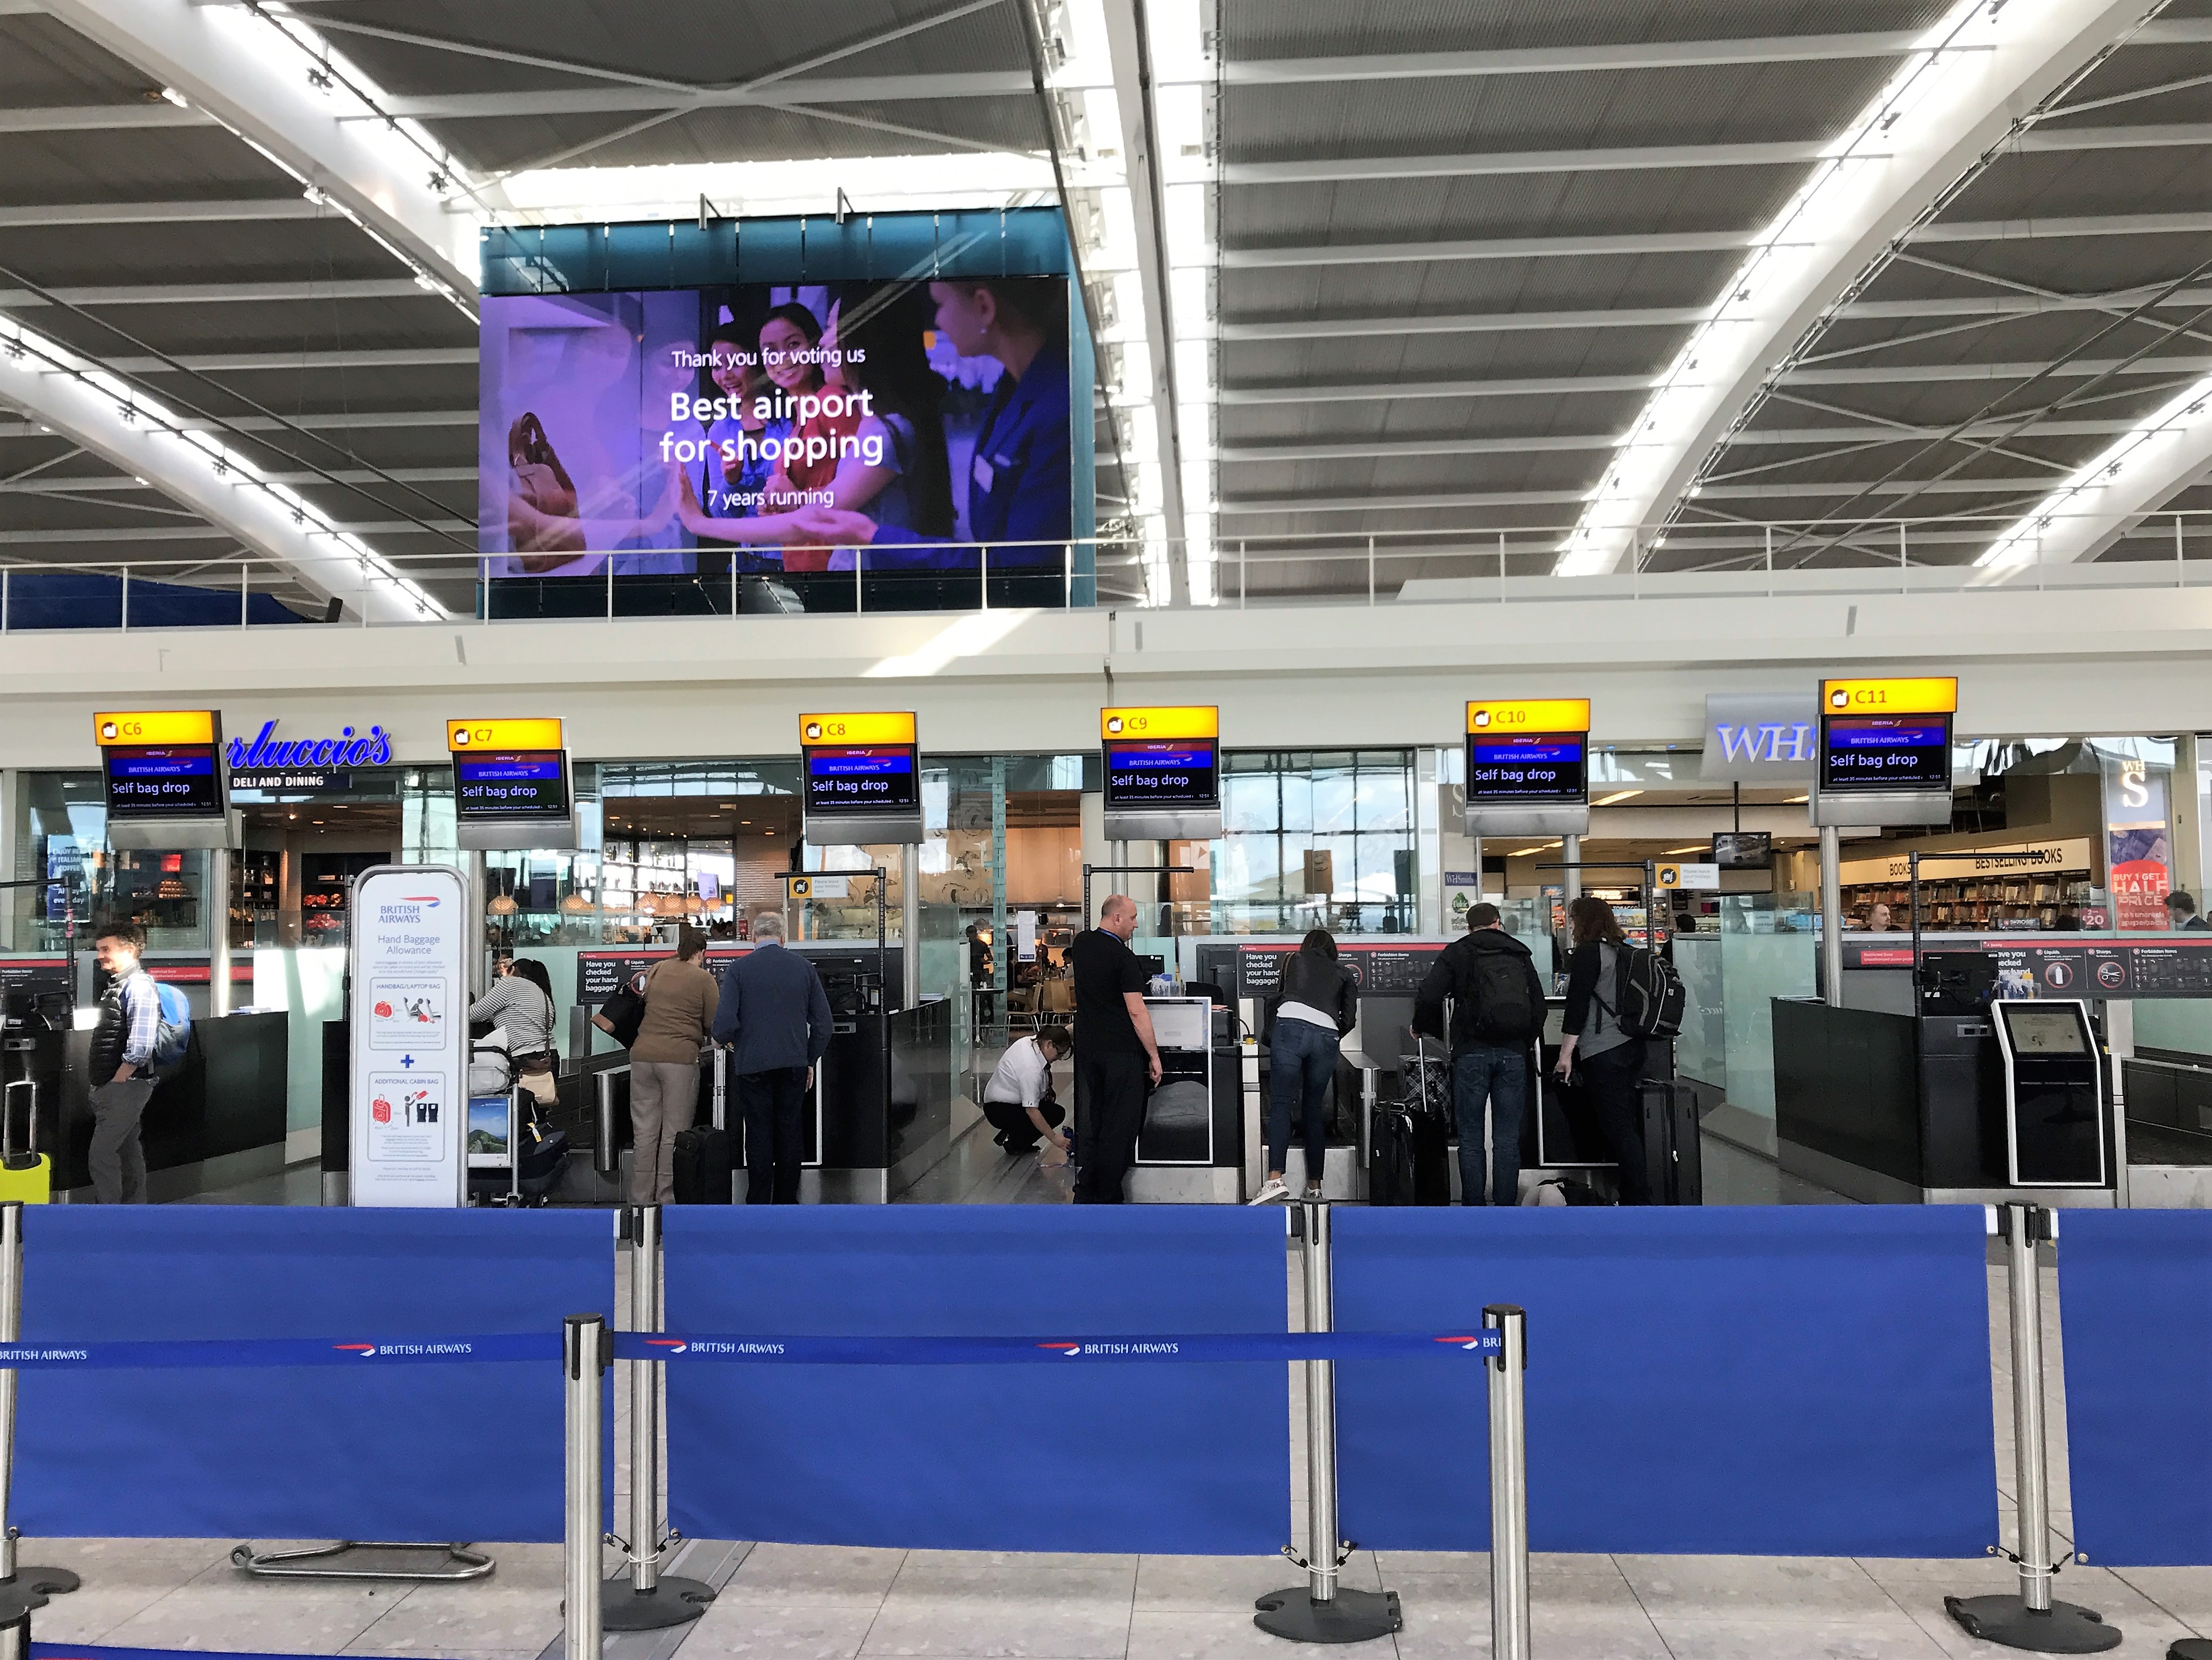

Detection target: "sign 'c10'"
[1465, 698, 1591, 734]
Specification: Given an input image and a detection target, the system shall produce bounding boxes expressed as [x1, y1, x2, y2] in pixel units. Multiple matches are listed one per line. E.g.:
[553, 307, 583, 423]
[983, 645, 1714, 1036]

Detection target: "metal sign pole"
[1253, 1202, 1402, 1644]
[1945, 1206, 2119, 1653]
[1486, 1304, 1530, 1660]
[0, 1205, 75, 1597]
[604, 1208, 710, 1629]
[563, 1314, 606, 1660]
[1821, 826, 1845, 1008]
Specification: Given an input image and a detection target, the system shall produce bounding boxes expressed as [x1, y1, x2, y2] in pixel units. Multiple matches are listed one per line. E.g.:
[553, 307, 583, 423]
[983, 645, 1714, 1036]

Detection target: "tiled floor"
[21, 1536, 2210, 1660]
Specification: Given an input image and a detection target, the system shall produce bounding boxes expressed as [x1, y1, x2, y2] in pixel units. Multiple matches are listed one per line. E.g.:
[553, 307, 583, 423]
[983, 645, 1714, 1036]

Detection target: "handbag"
[597, 972, 649, 1049]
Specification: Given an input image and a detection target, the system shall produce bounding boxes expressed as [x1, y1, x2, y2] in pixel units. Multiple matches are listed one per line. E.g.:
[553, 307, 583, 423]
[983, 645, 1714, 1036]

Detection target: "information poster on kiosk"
[348, 866, 469, 1206]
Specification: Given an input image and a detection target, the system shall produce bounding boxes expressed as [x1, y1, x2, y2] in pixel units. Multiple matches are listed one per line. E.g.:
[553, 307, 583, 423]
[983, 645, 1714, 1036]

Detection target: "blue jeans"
[1267, 1019, 1340, 1181]
[1454, 1043, 1529, 1205]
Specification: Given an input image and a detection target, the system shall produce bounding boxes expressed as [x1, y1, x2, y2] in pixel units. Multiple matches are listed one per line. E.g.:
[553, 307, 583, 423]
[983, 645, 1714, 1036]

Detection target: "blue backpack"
[149, 981, 193, 1078]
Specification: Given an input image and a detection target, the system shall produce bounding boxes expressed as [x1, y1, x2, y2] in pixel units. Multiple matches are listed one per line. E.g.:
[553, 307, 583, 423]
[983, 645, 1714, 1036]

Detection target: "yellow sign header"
[1466, 699, 1590, 735]
[801, 712, 915, 746]
[1101, 705, 1219, 741]
[95, 710, 216, 747]
[448, 718, 564, 751]
[1821, 678, 1956, 715]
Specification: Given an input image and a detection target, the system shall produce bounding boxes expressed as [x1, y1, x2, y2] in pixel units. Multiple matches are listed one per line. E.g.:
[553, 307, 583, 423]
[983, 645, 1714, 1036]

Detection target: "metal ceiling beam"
[2018, 121, 2212, 150]
[1917, 210, 2212, 242]
[41, 0, 474, 293]
[1219, 289, 2212, 342]
[0, 335, 446, 617]
[102, 347, 477, 374]
[1219, 475, 2071, 515]
[0, 199, 323, 229]
[0, 103, 219, 132]
[1785, 355, 2212, 386]
[1978, 404, 2212, 566]
[1555, 0, 2159, 572]
[1223, 139, 1837, 185]
[0, 409, 473, 437]
[1219, 415, 2144, 462]
[366, 71, 1032, 122]
[1, 465, 475, 492]
[1100, 0, 1189, 606]
[1220, 31, 1934, 85]
[1222, 228, 1755, 269]
[0, 278, 434, 308]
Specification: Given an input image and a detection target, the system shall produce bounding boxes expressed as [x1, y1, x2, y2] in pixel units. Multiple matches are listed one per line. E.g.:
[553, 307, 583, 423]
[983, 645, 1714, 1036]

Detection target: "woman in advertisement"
[794, 277, 1069, 605]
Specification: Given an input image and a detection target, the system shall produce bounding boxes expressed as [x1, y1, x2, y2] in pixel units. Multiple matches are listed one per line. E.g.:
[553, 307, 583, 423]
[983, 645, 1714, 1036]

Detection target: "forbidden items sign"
[348, 867, 469, 1206]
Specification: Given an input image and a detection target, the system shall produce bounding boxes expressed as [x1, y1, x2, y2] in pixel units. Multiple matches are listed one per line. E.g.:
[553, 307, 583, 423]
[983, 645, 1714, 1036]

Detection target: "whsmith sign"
[1700, 695, 1818, 783]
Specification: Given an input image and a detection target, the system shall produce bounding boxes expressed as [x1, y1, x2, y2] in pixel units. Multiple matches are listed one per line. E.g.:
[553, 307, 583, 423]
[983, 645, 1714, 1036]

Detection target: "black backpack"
[1457, 941, 1537, 1044]
[1599, 943, 1686, 1040]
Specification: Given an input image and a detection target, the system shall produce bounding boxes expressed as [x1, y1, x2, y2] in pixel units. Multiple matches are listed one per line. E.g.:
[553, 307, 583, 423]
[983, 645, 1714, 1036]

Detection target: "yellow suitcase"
[0, 1156, 49, 1205]
[0, 1080, 49, 1202]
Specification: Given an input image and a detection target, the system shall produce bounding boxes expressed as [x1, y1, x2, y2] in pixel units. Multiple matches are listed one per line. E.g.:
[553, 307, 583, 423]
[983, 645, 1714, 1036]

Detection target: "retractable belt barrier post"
[1948, 1205, 2120, 1655]
[563, 1313, 607, 1660]
[1485, 1305, 1530, 1660]
[0, 1205, 74, 1598]
[1256, 1202, 1404, 1644]
[607, 1207, 711, 1631]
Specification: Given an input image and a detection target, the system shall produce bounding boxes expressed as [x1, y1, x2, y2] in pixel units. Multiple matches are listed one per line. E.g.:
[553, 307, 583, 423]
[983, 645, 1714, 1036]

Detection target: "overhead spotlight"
[427, 169, 449, 192]
[306, 65, 333, 92]
[158, 87, 189, 108]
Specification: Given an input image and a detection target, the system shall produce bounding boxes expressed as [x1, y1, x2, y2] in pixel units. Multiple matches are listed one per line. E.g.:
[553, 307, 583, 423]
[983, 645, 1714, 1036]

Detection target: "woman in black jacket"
[1251, 928, 1357, 1203]
[1554, 896, 1649, 1203]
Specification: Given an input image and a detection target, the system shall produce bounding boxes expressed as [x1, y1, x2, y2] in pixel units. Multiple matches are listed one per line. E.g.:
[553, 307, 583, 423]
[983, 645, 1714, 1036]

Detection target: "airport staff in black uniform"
[1068, 894, 1161, 1203]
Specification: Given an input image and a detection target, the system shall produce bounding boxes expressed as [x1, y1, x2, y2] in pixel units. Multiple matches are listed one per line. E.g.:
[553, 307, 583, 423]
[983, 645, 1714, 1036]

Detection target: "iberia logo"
[371, 1095, 392, 1124]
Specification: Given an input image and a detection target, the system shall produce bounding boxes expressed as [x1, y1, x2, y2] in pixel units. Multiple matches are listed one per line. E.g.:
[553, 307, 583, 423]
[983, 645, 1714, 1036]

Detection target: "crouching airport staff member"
[982, 1023, 1072, 1160]
[1068, 895, 1162, 1203]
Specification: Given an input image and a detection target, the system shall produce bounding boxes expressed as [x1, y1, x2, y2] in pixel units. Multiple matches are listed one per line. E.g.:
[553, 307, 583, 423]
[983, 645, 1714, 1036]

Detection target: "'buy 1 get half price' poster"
[348, 867, 468, 1205]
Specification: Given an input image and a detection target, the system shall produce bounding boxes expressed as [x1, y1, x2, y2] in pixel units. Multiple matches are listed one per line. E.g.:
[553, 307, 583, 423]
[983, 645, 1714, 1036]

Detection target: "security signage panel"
[1464, 698, 1591, 837]
[348, 866, 468, 1207]
[1992, 998, 2108, 1188]
[1101, 706, 1223, 840]
[1810, 676, 1958, 829]
[96, 710, 227, 821]
[800, 712, 923, 845]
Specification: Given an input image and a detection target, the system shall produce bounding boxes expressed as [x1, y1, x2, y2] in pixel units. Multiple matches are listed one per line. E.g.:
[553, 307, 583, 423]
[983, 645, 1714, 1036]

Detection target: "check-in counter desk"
[1774, 934, 2154, 1206]
[51, 1012, 290, 1199]
[793, 948, 952, 1203]
[1126, 997, 1245, 1203]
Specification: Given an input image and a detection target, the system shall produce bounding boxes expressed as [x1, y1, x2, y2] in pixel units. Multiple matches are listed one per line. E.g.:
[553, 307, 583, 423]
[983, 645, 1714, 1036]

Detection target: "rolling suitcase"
[0, 1080, 50, 1205]
[671, 1125, 732, 1204]
[1639, 1079, 1703, 1206]
[1368, 1105, 1418, 1206]
[1410, 1109, 1453, 1206]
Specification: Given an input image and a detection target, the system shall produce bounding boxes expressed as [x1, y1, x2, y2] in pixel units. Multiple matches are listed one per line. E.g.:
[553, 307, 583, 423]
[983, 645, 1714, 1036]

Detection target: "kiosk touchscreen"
[1992, 999, 2107, 1188]
[1464, 699, 1590, 838]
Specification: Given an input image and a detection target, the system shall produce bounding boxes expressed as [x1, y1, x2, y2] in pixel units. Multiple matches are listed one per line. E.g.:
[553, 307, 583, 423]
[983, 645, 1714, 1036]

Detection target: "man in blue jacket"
[712, 911, 834, 1203]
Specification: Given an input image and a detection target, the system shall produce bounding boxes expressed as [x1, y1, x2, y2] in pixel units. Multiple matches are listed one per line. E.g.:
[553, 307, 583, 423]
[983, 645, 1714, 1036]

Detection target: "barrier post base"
[2168, 1641, 2212, 1660]
[600, 1574, 715, 1629]
[1945, 1595, 2122, 1653]
[0, 1568, 78, 1598]
[1253, 1587, 1401, 1645]
[230, 1542, 493, 1582]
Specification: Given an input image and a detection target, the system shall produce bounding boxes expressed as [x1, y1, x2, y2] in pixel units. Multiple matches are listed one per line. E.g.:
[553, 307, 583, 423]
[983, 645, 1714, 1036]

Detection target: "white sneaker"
[1248, 1177, 1291, 1205]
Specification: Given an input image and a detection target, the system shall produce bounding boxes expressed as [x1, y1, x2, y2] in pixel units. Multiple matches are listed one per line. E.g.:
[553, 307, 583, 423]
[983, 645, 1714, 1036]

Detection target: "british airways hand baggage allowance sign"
[349, 866, 469, 1206]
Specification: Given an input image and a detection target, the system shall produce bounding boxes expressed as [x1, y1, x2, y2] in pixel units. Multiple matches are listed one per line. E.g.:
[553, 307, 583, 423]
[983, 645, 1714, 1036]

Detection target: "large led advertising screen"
[479, 275, 1075, 608]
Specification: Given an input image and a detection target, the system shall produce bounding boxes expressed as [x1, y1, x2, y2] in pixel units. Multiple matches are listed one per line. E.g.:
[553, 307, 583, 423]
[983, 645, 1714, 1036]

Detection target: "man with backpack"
[1414, 903, 1548, 1205]
[89, 920, 174, 1203]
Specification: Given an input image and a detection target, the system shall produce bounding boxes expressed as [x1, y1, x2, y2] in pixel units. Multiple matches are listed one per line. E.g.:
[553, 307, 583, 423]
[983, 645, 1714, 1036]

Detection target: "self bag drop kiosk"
[791, 713, 951, 1202]
[1993, 1000, 2107, 1189]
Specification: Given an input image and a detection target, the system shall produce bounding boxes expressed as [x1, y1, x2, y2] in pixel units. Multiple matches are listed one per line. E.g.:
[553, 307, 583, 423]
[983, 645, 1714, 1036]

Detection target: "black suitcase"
[1639, 1079, 1703, 1206]
[1410, 1110, 1452, 1206]
[1368, 1105, 1418, 1206]
[672, 1124, 733, 1204]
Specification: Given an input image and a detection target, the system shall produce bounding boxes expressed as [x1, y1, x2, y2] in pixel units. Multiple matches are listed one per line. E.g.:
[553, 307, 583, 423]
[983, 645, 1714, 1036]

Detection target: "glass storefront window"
[1214, 750, 1417, 934]
[7, 771, 208, 951]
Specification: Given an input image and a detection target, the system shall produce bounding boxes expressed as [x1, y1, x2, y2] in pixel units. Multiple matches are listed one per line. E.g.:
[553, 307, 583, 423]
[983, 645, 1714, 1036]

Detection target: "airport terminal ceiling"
[0, 1, 2208, 611]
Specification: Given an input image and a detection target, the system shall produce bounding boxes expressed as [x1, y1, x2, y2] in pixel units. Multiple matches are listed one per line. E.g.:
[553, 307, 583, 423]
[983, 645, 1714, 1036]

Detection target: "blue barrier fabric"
[2057, 1209, 2212, 1566]
[662, 1206, 1290, 1554]
[16, 1207, 610, 1542]
[0, 1334, 558, 1367]
[614, 1330, 1501, 1363]
[1333, 1206, 1999, 1557]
